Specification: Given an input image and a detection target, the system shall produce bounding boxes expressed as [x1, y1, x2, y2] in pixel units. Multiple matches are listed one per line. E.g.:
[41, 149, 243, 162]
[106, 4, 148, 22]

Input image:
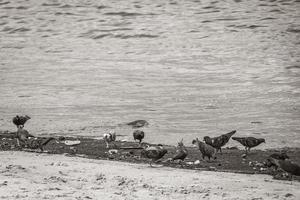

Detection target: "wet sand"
[1, 132, 300, 181]
[0, 151, 299, 200]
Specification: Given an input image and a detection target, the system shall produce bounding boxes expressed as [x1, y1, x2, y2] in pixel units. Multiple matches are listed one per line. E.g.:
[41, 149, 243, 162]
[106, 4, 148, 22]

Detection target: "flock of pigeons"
[9, 115, 300, 179]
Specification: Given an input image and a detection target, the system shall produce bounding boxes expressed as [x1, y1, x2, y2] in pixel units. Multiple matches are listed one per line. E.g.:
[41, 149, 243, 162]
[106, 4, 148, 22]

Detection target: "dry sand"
[0, 151, 299, 200]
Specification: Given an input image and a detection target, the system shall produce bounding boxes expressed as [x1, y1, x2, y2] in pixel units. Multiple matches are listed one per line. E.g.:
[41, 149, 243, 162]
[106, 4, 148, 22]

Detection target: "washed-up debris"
[194, 160, 201, 165]
[108, 149, 118, 154]
[260, 167, 267, 171]
[249, 161, 264, 168]
[209, 166, 217, 171]
[64, 140, 81, 146]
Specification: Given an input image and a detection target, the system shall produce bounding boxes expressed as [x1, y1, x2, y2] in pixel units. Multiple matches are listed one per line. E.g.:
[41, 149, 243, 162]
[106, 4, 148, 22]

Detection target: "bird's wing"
[244, 137, 258, 148]
[172, 150, 187, 160]
[146, 149, 160, 158]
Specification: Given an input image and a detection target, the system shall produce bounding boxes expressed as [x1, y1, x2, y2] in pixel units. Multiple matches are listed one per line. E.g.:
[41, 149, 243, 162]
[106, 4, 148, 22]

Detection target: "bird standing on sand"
[103, 130, 116, 148]
[269, 152, 289, 160]
[266, 152, 289, 169]
[16, 125, 35, 147]
[267, 157, 300, 179]
[232, 136, 265, 154]
[26, 137, 55, 152]
[133, 130, 145, 144]
[171, 139, 188, 165]
[192, 138, 216, 161]
[12, 115, 31, 128]
[141, 144, 168, 167]
[204, 130, 236, 154]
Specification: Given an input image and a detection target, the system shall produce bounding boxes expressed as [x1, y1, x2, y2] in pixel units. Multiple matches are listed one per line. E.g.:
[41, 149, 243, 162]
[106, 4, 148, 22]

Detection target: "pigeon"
[192, 138, 216, 161]
[270, 152, 289, 160]
[133, 130, 145, 144]
[171, 139, 188, 164]
[268, 157, 300, 179]
[103, 130, 116, 148]
[26, 137, 55, 152]
[232, 137, 265, 153]
[16, 125, 35, 147]
[12, 115, 31, 128]
[203, 130, 236, 154]
[141, 144, 168, 167]
[266, 152, 289, 169]
[126, 120, 149, 128]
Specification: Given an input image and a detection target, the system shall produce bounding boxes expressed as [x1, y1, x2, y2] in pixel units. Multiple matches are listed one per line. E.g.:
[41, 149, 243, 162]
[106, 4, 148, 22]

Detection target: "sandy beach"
[0, 151, 299, 200]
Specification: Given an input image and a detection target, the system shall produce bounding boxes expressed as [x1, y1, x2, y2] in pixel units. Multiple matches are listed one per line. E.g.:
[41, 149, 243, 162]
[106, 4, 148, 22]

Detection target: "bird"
[269, 152, 289, 160]
[266, 152, 290, 169]
[171, 139, 188, 165]
[192, 138, 216, 161]
[232, 136, 265, 154]
[267, 157, 300, 179]
[126, 120, 149, 128]
[16, 125, 35, 148]
[12, 115, 31, 128]
[26, 137, 55, 152]
[203, 130, 236, 154]
[103, 130, 116, 148]
[141, 144, 168, 167]
[133, 130, 145, 144]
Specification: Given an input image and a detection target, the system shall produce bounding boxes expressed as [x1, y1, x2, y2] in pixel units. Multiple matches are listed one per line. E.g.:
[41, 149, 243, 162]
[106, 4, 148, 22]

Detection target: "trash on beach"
[108, 149, 118, 154]
[260, 167, 267, 171]
[209, 166, 217, 171]
[64, 140, 81, 146]
[194, 160, 201, 165]
[242, 154, 247, 158]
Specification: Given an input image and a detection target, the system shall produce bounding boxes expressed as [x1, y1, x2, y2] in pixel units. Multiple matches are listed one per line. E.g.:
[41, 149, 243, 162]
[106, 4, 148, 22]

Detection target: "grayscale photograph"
[0, 0, 299, 199]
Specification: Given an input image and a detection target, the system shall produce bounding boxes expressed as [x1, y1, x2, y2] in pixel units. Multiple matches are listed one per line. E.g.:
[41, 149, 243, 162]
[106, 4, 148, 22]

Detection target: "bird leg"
[219, 148, 223, 155]
[105, 141, 109, 149]
[149, 160, 153, 167]
[179, 160, 184, 168]
[16, 138, 20, 147]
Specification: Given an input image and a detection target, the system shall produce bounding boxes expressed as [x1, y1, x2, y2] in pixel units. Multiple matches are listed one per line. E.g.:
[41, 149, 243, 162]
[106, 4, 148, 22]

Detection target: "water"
[0, 0, 299, 149]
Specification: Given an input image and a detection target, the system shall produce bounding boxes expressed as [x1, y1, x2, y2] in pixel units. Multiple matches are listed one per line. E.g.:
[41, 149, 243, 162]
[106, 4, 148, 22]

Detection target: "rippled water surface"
[0, 0, 299, 148]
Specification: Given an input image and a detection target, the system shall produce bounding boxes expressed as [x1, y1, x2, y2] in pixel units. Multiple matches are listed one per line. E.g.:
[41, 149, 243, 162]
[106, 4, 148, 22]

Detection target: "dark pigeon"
[204, 130, 236, 154]
[141, 145, 167, 167]
[133, 130, 145, 144]
[232, 136, 265, 153]
[172, 139, 188, 163]
[268, 157, 300, 178]
[192, 138, 216, 161]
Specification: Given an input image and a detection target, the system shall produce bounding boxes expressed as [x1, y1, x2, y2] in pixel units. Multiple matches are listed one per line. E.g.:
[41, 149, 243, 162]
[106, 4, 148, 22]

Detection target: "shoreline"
[1, 131, 300, 181]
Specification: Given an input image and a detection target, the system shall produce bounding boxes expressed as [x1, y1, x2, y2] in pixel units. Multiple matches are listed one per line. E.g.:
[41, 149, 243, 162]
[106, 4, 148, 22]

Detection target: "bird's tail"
[42, 137, 55, 146]
[226, 130, 236, 138]
[232, 137, 242, 141]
